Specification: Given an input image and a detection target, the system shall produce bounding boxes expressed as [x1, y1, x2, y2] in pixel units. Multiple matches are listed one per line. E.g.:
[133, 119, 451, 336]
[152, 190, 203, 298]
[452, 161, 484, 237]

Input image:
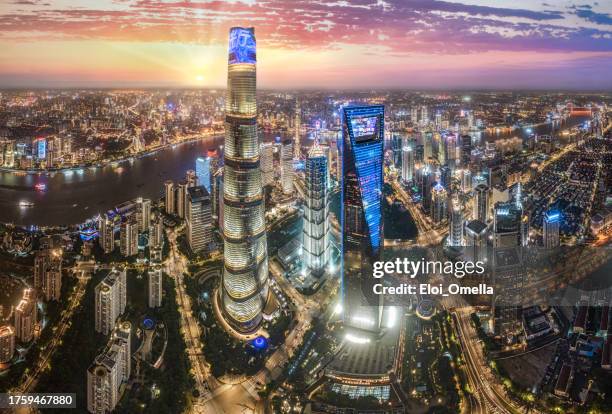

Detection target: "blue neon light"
[546, 211, 561, 223]
[37, 139, 46, 160]
[228, 27, 256, 65]
[251, 336, 268, 350]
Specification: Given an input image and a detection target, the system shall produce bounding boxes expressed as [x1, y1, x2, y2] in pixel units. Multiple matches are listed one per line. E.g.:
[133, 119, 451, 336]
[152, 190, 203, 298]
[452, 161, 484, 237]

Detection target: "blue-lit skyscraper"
[342, 105, 384, 331]
[195, 156, 211, 193]
[543, 209, 561, 249]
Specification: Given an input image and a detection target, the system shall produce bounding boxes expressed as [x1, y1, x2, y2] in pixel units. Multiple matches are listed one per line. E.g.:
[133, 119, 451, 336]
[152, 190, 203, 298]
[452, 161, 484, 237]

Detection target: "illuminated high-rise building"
[195, 156, 211, 193]
[0, 325, 15, 363]
[449, 198, 464, 246]
[87, 322, 131, 414]
[423, 133, 433, 163]
[164, 180, 175, 215]
[119, 217, 138, 257]
[401, 145, 414, 184]
[260, 142, 274, 187]
[95, 269, 127, 336]
[14, 288, 37, 343]
[493, 201, 522, 248]
[543, 209, 561, 249]
[221, 27, 269, 334]
[186, 186, 212, 253]
[294, 98, 301, 159]
[136, 197, 151, 233]
[281, 139, 294, 194]
[149, 213, 163, 249]
[148, 264, 162, 308]
[342, 105, 384, 331]
[34, 248, 62, 302]
[474, 183, 489, 222]
[99, 214, 115, 254]
[431, 183, 448, 224]
[302, 141, 329, 277]
[175, 180, 188, 218]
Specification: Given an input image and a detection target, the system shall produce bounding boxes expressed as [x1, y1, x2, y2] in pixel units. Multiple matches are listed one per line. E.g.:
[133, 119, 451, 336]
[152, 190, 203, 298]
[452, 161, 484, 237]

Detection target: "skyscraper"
[401, 145, 414, 184]
[221, 27, 269, 334]
[87, 322, 131, 414]
[149, 213, 163, 249]
[294, 98, 301, 159]
[148, 264, 162, 308]
[196, 156, 211, 193]
[164, 180, 175, 215]
[281, 139, 294, 194]
[474, 183, 489, 222]
[493, 201, 522, 248]
[175, 180, 189, 219]
[302, 141, 330, 277]
[119, 217, 138, 257]
[95, 268, 127, 335]
[0, 325, 15, 363]
[431, 183, 448, 224]
[342, 105, 384, 331]
[34, 248, 62, 302]
[14, 288, 37, 343]
[543, 209, 561, 248]
[136, 197, 151, 233]
[260, 142, 274, 187]
[99, 214, 115, 254]
[449, 198, 464, 246]
[186, 186, 212, 253]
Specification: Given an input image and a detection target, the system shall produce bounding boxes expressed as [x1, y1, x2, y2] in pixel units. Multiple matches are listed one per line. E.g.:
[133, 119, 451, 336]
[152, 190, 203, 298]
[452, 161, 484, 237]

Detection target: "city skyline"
[0, 1, 611, 89]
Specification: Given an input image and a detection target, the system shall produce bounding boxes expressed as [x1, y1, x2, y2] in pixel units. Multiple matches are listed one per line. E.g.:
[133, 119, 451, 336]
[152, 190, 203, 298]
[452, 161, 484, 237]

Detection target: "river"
[0, 115, 590, 227]
[0, 136, 224, 227]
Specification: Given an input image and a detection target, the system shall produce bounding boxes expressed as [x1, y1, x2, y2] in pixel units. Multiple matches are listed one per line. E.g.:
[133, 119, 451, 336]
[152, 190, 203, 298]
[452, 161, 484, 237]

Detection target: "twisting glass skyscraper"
[221, 27, 269, 334]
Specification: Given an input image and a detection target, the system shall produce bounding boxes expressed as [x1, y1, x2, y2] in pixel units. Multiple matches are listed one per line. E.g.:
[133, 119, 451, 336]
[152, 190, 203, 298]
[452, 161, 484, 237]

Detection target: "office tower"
[211, 168, 222, 225]
[543, 209, 561, 249]
[99, 214, 115, 254]
[302, 141, 330, 277]
[136, 197, 151, 233]
[421, 167, 434, 215]
[281, 139, 294, 194]
[391, 134, 402, 168]
[221, 27, 269, 334]
[14, 288, 37, 342]
[449, 198, 464, 246]
[401, 145, 414, 184]
[260, 142, 274, 187]
[493, 202, 522, 248]
[119, 217, 138, 257]
[294, 99, 301, 159]
[34, 248, 62, 301]
[0, 325, 15, 363]
[148, 264, 162, 308]
[411, 106, 419, 124]
[435, 111, 442, 130]
[320, 144, 332, 189]
[342, 105, 384, 331]
[420, 105, 429, 126]
[465, 220, 488, 263]
[461, 135, 472, 165]
[431, 183, 448, 224]
[164, 180, 175, 215]
[87, 322, 131, 414]
[438, 134, 447, 165]
[185, 169, 198, 187]
[186, 186, 212, 253]
[149, 213, 163, 249]
[94, 269, 127, 335]
[473, 183, 489, 222]
[439, 165, 451, 189]
[423, 133, 433, 163]
[196, 156, 211, 193]
[176, 180, 188, 218]
[492, 248, 525, 339]
[461, 169, 472, 193]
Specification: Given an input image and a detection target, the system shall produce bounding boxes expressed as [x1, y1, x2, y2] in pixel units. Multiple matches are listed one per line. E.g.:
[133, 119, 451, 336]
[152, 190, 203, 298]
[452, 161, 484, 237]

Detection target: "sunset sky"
[0, 0, 611, 89]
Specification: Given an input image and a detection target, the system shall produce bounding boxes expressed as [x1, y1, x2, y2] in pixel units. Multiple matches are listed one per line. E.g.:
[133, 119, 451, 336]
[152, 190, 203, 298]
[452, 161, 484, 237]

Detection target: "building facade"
[94, 269, 127, 335]
[221, 27, 270, 334]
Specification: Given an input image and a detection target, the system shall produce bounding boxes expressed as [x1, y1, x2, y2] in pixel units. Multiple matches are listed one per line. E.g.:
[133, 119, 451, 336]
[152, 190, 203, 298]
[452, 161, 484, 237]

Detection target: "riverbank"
[0, 133, 221, 176]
